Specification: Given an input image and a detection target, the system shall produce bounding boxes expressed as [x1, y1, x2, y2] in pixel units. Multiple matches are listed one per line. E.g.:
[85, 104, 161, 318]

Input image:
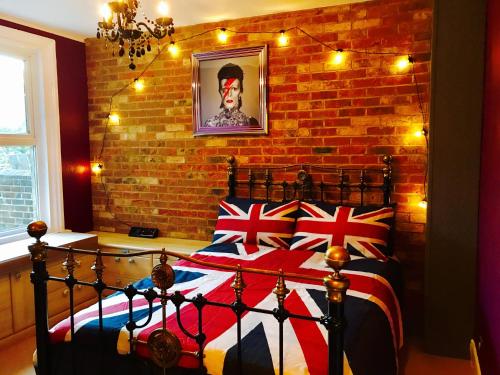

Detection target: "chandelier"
[97, 1, 175, 70]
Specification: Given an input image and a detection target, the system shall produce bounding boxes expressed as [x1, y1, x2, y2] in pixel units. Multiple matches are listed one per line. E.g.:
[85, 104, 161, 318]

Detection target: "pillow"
[212, 198, 299, 249]
[290, 201, 394, 260]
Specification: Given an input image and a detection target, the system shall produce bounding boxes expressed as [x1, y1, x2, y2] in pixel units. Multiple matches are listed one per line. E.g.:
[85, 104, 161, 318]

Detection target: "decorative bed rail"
[227, 154, 393, 206]
[28, 221, 350, 375]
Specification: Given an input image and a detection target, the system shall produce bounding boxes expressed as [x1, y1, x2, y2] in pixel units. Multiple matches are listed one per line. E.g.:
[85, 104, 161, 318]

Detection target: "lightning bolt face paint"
[220, 78, 241, 110]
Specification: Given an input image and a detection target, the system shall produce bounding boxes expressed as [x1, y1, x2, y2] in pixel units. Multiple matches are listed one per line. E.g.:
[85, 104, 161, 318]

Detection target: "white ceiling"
[0, 0, 368, 41]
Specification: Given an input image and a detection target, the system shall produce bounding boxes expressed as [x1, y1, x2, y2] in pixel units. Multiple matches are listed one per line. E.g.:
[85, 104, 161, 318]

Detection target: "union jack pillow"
[290, 201, 394, 260]
[212, 198, 299, 249]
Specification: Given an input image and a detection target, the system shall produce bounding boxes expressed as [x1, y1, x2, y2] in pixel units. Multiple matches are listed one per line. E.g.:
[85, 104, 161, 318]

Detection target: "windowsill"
[0, 232, 98, 274]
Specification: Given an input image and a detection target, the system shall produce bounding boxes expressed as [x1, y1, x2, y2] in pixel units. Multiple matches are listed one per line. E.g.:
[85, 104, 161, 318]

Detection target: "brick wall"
[86, 0, 432, 311]
[0, 174, 35, 230]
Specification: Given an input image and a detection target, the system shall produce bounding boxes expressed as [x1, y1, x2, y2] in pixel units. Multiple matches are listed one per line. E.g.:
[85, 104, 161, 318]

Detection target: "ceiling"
[0, 0, 368, 41]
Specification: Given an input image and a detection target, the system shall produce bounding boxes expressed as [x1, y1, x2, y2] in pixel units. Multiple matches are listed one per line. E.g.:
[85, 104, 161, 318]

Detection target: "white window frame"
[0, 25, 64, 244]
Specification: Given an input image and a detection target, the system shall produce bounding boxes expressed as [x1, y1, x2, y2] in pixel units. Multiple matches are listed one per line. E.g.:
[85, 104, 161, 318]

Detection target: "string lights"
[133, 78, 145, 92]
[168, 41, 179, 56]
[92, 24, 430, 224]
[217, 28, 228, 43]
[278, 30, 288, 46]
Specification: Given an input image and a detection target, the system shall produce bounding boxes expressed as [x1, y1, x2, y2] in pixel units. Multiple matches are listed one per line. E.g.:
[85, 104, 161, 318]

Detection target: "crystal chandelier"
[97, 1, 175, 70]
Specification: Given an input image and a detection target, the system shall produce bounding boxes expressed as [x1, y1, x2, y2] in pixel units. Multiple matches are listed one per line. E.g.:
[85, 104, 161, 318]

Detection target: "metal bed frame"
[28, 155, 393, 375]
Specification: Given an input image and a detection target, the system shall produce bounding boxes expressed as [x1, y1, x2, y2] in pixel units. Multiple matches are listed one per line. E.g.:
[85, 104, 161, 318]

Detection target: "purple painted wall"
[478, 1, 500, 374]
[0, 19, 93, 232]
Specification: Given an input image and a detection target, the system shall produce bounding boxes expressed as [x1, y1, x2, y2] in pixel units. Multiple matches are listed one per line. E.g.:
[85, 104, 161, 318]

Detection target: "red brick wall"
[86, 0, 432, 304]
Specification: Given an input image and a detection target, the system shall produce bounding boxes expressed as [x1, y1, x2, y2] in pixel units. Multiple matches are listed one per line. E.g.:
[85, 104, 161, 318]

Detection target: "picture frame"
[192, 45, 268, 136]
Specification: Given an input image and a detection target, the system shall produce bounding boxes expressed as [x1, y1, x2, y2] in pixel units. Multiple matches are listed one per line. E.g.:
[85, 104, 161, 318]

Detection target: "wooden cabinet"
[100, 248, 153, 289]
[92, 232, 211, 289]
[0, 274, 13, 339]
[10, 254, 96, 331]
[0, 232, 98, 344]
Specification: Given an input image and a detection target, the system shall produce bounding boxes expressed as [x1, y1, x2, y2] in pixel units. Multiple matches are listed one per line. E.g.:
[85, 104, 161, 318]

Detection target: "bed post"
[382, 154, 393, 206]
[227, 155, 236, 197]
[324, 246, 350, 375]
[27, 221, 50, 375]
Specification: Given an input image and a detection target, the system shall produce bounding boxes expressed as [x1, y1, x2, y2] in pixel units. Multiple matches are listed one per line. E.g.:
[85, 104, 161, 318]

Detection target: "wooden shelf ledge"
[90, 231, 211, 255]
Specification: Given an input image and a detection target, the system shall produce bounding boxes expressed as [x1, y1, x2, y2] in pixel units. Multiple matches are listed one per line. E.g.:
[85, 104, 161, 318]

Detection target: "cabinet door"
[10, 255, 96, 331]
[0, 274, 13, 339]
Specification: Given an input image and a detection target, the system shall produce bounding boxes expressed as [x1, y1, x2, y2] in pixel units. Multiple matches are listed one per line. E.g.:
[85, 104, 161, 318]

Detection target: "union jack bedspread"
[49, 243, 403, 375]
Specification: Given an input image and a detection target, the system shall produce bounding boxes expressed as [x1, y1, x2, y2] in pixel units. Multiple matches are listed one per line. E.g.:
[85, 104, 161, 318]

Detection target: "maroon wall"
[478, 1, 500, 373]
[0, 19, 93, 232]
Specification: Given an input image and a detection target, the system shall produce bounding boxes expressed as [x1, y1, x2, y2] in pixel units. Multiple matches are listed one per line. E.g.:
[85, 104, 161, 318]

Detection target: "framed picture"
[192, 45, 268, 136]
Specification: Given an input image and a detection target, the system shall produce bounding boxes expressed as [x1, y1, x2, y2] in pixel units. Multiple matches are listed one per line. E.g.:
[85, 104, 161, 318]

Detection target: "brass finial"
[160, 248, 168, 265]
[382, 154, 393, 165]
[324, 246, 350, 303]
[227, 155, 235, 166]
[91, 249, 105, 281]
[63, 249, 76, 277]
[27, 221, 48, 262]
[231, 265, 246, 301]
[151, 249, 175, 291]
[27, 221, 48, 241]
[273, 269, 290, 307]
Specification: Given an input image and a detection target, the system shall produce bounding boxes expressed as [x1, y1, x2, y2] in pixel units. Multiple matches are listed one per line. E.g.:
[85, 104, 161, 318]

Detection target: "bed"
[28, 155, 402, 375]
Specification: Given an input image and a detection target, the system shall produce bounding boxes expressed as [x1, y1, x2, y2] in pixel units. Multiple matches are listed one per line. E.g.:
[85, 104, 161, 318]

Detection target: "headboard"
[226, 155, 393, 207]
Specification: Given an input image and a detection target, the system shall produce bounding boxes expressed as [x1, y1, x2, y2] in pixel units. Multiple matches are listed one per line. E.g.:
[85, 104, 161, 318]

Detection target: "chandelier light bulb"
[157, 1, 169, 17]
[218, 28, 228, 43]
[168, 41, 179, 56]
[278, 30, 288, 46]
[100, 3, 113, 21]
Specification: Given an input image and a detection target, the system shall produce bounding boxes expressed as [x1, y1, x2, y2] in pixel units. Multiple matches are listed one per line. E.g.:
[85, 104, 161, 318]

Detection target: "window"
[0, 26, 64, 244]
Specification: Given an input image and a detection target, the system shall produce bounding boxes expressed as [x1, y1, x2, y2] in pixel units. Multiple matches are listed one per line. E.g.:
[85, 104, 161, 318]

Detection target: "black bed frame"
[28, 155, 393, 375]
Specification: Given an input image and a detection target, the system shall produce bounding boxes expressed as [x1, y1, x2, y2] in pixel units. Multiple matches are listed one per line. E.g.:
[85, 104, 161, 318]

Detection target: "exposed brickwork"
[86, 0, 432, 299]
[0, 174, 35, 230]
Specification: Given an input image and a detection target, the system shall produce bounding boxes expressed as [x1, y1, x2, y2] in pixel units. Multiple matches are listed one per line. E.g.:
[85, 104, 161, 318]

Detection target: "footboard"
[27, 221, 350, 375]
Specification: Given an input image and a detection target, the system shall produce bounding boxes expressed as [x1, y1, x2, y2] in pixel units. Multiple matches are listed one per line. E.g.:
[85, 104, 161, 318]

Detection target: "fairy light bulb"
[168, 41, 179, 56]
[397, 55, 411, 71]
[218, 28, 228, 43]
[414, 128, 428, 138]
[91, 161, 103, 175]
[332, 49, 345, 65]
[278, 30, 288, 46]
[157, 1, 169, 17]
[109, 113, 120, 124]
[133, 79, 144, 91]
[418, 199, 428, 209]
[100, 3, 112, 21]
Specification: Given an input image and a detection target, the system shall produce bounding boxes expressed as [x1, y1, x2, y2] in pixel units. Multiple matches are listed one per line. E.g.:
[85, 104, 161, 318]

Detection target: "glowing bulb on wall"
[278, 30, 288, 46]
[168, 41, 179, 56]
[109, 113, 120, 124]
[418, 199, 428, 209]
[332, 49, 345, 65]
[414, 128, 428, 138]
[133, 79, 144, 91]
[91, 161, 103, 175]
[396, 55, 413, 71]
[157, 1, 169, 17]
[100, 3, 112, 21]
[218, 28, 228, 43]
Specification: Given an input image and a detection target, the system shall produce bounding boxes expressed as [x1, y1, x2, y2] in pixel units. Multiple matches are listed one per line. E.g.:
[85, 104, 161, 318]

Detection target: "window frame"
[0, 25, 64, 245]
